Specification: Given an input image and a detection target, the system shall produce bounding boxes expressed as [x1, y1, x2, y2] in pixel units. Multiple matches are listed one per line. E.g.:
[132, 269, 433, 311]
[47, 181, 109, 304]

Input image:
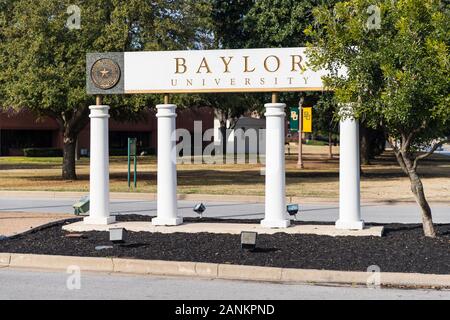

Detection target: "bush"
[23, 148, 63, 157]
[305, 140, 328, 146]
[109, 148, 128, 156]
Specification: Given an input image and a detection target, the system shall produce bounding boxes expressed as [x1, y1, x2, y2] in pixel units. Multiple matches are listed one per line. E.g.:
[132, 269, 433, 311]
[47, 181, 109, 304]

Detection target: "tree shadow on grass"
[0, 164, 61, 171]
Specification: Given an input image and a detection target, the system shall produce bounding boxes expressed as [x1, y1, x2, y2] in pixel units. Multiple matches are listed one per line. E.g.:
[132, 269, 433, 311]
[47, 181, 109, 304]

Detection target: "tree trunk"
[392, 145, 436, 237]
[220, 123, 227, 156]
[62, 134, 77, 180]
[407, 168, 436, 237]
[360, 125, 370, 165]
[50, 105, 90, 181]
[328, 132, 333, 159]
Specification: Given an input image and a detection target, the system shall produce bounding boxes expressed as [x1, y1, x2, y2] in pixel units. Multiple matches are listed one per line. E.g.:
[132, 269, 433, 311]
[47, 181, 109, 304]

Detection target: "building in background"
[0, 107, 214, 156]
[213, 117, 266, 155]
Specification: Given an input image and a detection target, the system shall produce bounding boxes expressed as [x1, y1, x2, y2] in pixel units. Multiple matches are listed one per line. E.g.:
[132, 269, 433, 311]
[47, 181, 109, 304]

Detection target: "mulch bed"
[0, 215, 449, 274]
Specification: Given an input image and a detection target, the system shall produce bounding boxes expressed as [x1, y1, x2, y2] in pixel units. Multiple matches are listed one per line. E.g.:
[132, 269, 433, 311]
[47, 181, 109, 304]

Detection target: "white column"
[261, 103, 290, 228]
[84, 105, 115, 225]
[152, 104, 183, 226]
[336, 112, 364, 230]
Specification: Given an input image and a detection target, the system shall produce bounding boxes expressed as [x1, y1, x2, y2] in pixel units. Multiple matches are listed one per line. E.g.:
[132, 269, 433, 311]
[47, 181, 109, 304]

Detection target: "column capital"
[156, 104, 177, 118]
[89, 105, 110, 119]
[264, 103, 286, 117]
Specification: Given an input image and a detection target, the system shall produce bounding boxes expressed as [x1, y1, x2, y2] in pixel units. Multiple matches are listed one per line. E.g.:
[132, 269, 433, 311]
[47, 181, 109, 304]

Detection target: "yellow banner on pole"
[302, 107, 313, 133]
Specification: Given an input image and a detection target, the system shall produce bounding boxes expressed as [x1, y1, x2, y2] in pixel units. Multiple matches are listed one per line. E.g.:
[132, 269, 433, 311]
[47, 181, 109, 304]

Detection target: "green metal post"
[134, 155, 137, 188]
[127, 138, 131, 189]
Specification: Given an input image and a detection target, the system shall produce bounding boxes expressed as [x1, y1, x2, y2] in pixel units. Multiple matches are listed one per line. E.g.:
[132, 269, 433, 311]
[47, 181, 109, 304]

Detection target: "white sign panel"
[123, 48, 330, 94]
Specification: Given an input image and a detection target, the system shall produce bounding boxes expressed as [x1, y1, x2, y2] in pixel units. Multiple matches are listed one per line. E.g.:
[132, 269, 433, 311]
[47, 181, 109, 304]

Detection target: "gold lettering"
[291, 55, 304, 72]
[197, 57, 212, 74]
[264, 55, 281, 73]
[243, 56, 255, 73]
[220, 56, 233, 73]
[175, 58, 187, 74]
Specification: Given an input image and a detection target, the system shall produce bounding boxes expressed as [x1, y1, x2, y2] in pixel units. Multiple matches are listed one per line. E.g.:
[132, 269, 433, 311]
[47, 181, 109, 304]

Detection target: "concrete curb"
[9, 254, 114, 273]
[0, 253, 11, 266]
[1, 253, 449, 289]
[1, 190, 449, 205]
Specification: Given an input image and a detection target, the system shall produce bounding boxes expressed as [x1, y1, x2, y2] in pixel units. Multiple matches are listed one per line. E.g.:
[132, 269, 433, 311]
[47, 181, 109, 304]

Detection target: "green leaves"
[0, 0, 212, 119]
[307, 0, 449, 148]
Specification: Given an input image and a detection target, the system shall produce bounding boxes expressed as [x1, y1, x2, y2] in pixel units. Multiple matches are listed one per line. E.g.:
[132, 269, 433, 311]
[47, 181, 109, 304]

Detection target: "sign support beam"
[84, 95, 115, 225]
[336, 106, 364, 230]
[261, 97, 290, 229]
[152, 99, 183, 226]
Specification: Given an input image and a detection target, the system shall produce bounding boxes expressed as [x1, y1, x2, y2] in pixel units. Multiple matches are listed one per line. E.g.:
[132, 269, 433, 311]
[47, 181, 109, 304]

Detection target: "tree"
[360, 122, 386, 165]
[201, 0, 258, 135]
[207, 1, 341, 137]
[243, 0, 342, 161]
[243, 0, 340, 48]
[211, 0, 254, 49]
[0, 0, 211, 179]
[315, 93, 339, 159]
[307, 0, 450, 237]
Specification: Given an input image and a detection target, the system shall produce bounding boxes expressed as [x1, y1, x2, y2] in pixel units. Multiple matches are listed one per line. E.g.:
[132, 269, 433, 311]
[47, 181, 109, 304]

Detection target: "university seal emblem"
[90, 58, 121, 90]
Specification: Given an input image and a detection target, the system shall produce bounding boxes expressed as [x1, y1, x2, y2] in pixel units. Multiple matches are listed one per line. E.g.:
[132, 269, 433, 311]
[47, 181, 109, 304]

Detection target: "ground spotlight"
[193, 203, 206, 219]
[110, 228, 127, 244]
[287, 204, 300, 220]
[241, 231, 258, 251]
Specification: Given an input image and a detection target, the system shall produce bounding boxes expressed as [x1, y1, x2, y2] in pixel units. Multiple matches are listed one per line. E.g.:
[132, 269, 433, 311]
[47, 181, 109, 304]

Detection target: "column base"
[335, 219, 365, 230]
[152, 217, 183, 226]
[261, 219, 291, 229]
[84, 216, 116, 225]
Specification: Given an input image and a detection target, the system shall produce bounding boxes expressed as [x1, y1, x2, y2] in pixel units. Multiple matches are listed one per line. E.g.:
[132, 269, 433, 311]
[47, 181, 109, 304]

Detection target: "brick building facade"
[0, 107, 214, 156]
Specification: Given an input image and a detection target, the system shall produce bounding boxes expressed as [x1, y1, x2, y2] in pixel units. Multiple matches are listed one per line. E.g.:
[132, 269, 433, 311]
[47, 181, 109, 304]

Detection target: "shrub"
[23, 148, 63, 157]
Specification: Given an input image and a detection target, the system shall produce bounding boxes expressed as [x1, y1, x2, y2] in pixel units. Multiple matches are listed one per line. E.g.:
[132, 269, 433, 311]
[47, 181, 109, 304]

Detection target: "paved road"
[0, 196, 448, 223]
[0, 268, 448, 300]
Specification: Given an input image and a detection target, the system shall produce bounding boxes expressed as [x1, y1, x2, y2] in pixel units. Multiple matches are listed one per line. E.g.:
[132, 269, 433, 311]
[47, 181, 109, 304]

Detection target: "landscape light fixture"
[109, 228, 127, 244]
[193, 203, 206, 219]
[241, 231, 258, 251]
[287, 204, 300, 220]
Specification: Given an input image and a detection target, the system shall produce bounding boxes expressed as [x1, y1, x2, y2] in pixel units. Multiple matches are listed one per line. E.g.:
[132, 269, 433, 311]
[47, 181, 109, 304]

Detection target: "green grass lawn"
[0, 146, 448, 202]
[0, 157, 64, 165]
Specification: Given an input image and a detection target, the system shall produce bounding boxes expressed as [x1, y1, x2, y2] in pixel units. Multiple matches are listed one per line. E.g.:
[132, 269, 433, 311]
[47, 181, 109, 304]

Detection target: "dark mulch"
[0, 215, 449, 274]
